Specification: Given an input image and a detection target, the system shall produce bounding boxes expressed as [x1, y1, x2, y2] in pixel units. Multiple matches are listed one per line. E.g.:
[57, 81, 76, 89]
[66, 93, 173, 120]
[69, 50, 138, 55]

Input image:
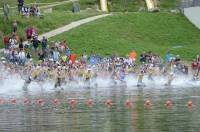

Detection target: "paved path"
[24, 14, 111, 44]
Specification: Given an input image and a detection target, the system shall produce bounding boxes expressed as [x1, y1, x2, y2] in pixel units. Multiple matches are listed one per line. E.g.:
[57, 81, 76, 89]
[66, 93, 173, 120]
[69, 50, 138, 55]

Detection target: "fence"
[179, 0, 200, 10]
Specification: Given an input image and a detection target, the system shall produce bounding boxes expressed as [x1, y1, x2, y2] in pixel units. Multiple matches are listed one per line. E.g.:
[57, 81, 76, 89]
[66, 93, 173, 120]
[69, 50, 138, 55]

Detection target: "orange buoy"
[52, 99, 61, 107]
[144, 99, 152, 108]
[105, 99, 113, 108]
[23, 98, 30, 105]
[0, 98, 5, 105]
[125, 99, 133, 108]
[86, 99, 94, 107]
[69, 99, 77, 108]
[36, 99, 45, 107]
[165, 100, 173, 108]
[10, 98, 17, 105]
[187, 100, 193, 108]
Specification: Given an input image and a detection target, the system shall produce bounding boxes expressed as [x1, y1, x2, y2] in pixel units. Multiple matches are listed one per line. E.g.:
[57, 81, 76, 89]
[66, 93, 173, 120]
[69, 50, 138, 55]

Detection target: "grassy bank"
[0, 0, 68, 7]
[0, 1, 99, 48]
[50, 12, 200, 60]
[108, 0, 179, 12]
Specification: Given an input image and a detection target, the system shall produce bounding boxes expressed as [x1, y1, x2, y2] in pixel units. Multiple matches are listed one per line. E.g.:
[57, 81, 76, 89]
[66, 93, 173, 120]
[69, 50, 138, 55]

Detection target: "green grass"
[109, 0, 145, 12]
[0, 1, 99, 48]
[0, 0, 67, 7]
[108, 0, 179, 12]
[1, 0, 180, 11]
[50, 12, 200, 61]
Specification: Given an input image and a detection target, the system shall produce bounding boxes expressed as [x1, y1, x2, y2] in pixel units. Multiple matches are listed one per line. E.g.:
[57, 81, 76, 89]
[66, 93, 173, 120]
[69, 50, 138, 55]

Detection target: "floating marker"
[23, 98, 30, 105]
[105, 99, 112, 108]
[144, 100, 152, 108]
[10, 98, 17, 105]
[187, 100, 193, 110]
[165, 100, 173, 108]
[0, 98, 5, 105]
[86, 99, 93, 107]
[52, 99, 61, 107]
[125, 99, 133, 108]
[36, 99, 45, 107]
[69, 99, 77, 108]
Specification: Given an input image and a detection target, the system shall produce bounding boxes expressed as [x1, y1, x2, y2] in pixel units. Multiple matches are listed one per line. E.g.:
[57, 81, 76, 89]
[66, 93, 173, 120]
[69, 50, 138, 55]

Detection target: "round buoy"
[125, 99, 133, 108]
[69, 99, 77, 108]
[144, 100, 152, 108]
[165, 100, 173, 108]
[105, 99, 113, 108]
[23, 98, 30, 105]
[52, 99, 61, 107]
[10, 98, 17, 105]
[86, 99, 93, 107]
[36, 99, 45, 107]
[0, 98, 5, 105]
[187, 100, 193, 110]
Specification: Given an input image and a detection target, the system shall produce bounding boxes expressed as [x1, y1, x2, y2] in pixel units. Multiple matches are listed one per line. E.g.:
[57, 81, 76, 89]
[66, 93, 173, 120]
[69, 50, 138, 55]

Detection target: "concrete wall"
[184, 6, 200, 29]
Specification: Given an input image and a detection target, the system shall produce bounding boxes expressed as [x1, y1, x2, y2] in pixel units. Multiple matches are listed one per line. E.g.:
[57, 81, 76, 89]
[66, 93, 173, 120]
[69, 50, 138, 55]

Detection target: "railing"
[178, 0, 200, 10]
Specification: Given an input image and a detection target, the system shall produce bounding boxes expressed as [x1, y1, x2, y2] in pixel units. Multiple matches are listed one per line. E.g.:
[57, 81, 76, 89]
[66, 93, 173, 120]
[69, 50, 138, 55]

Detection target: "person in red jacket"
[69, 53, 77, 64]
[3, 36, 9, 49]
[191, 59, 198, 75]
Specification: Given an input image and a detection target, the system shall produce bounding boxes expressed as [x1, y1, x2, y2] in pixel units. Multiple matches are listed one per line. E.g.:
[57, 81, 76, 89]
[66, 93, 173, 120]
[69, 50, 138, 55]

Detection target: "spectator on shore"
[19, 38, 24, 50]
[3, 3, 9, 22]
[38, 50, 45, 61]
[41, 36, 47, 49]
[140, 52, 146, 63]
[3, 35, 10, 49]
[53, 48, 60, 63]
[18, 0, 24, 14]
[31, 36, 40, 53]
[26, 51, 31, 60]
[26, 27, 33, 40]
[192, 59, 198, 75]
[60, 40, 67, 53]
[9, 35, 17, 49]
[18, 49, 26, 66]
[13, 20, 18, 33]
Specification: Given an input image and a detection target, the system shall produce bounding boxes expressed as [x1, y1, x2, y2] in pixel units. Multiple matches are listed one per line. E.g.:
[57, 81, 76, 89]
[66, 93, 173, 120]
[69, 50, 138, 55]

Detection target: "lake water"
[0, 83, 200, 132]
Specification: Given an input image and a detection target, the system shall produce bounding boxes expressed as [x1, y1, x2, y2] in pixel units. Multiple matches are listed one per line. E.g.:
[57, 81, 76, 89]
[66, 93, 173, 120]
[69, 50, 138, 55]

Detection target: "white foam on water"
[0, 69, 199, 96]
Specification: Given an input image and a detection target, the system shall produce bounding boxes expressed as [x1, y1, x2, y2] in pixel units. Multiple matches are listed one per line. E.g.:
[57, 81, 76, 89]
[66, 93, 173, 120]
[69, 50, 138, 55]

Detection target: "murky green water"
[0, 86, 200, 132]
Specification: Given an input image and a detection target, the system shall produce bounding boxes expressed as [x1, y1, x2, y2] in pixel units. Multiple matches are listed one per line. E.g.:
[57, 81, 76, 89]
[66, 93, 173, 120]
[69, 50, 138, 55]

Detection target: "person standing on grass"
[12, 20, 18, 33]
[41, 36, 47, 50]
[9, 35, 17, 49]
[53, 48, 60, 63]
[18, 49, 26, 66]
[3, 35, 10, 49]
[41, 36, 48, 57]
[18, 0, 24, 14]
[31, 36, 40, 53]
[19, 38, 24, 50]
[26, 27, 33, 40]
[3, 3, 9, 22]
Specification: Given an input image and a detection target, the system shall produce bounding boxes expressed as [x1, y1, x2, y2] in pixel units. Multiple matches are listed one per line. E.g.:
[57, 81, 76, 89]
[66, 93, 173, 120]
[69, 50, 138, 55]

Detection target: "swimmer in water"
[137, 71, 145, 87]
[84, 69, 92, 87]
[165, 72, 174, 86]
[54, 67, 63, 88]
[148, 64, 154, 81]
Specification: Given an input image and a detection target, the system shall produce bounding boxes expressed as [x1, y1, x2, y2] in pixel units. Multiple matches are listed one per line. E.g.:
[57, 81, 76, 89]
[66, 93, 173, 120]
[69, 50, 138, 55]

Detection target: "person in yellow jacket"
[84, 69, 92, 81]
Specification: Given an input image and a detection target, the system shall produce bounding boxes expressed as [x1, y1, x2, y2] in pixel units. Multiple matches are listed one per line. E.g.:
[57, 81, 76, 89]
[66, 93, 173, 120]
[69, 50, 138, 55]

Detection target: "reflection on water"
[0, 86, 200, 132]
